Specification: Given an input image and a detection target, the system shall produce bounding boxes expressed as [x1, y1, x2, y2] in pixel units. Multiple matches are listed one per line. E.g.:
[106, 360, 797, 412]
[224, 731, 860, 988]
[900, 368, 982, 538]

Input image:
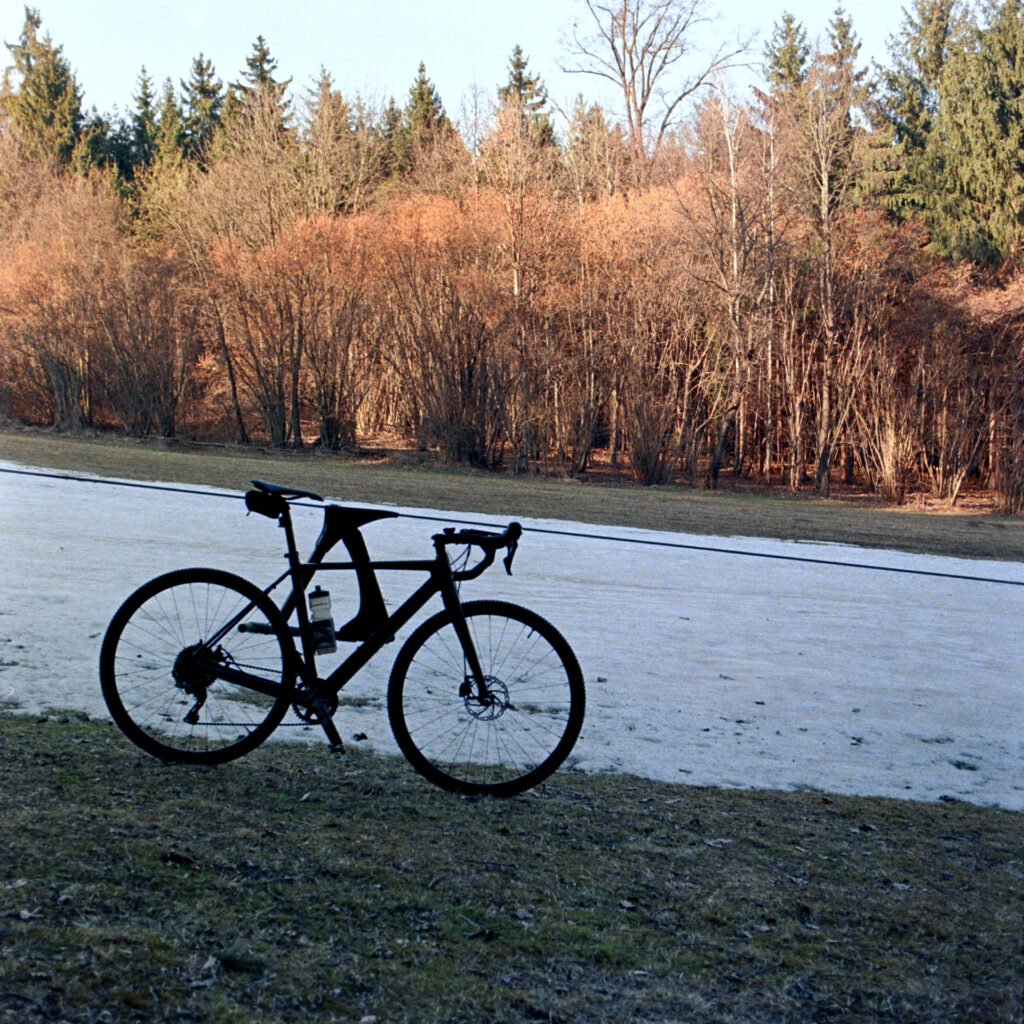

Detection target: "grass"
[2, 427, 1024, 561]
[1, 427, 1022, 1022]
[1, 713, 1021, 1024]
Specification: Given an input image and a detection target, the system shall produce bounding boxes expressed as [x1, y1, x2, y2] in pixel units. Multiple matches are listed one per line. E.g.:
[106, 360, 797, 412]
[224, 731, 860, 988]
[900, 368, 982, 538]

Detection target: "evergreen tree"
[498, 45, 555, 145]
[879, 0, 956, 149]
[815, 6, 870, 124]
[301, 69, 384, 212]
[225, 35, 291, 128]
[301, 69, 348, 211]
[823, 7, 866, 80]
[243, 35, 286, 93]
[405, 61, 450, 137]
[763, 12, 810, 93]
[929, 0, 1024, 264]
[128, 68, 159, 172]
[385, 62, 452, 178]
[135, 78, 188, 239]
[153, 77, 185, 161]
[181, 54, 223, 166]
[876, 0, 958, 218]
[380, 95, 408, 176]
[564, 95, 627, 202]
[2, 6, 83, 167]
[98, 115, 134, 183]
[74, 111, 122, 177]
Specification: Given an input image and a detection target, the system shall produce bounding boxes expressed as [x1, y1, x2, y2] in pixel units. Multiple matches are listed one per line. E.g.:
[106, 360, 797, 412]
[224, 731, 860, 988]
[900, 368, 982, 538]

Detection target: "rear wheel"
[388, 600, 585, 796]
[99, 568, 296, 764]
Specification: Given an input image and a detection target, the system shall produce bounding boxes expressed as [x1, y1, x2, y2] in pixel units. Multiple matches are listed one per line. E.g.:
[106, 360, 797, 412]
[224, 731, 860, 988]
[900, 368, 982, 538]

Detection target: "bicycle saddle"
[251, 479, 324, 502]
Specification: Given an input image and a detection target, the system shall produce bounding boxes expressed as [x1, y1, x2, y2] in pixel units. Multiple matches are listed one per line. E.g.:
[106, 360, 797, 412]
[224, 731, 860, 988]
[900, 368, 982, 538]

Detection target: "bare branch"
[562, 0, 748, 170]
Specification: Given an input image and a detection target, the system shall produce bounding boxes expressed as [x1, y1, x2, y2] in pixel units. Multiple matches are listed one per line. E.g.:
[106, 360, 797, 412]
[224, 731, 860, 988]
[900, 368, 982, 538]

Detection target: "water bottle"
[308, 587, 337, 655]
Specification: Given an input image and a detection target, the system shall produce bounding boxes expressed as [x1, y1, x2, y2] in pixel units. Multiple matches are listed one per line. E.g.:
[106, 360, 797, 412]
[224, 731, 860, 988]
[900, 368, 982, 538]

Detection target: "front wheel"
[99, 568, 296, 764]
[388, 600, 585, 796]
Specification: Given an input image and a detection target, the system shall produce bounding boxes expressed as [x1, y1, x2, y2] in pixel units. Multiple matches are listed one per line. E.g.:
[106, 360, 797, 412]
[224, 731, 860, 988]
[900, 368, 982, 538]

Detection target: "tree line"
[1, 1, 1022, 509]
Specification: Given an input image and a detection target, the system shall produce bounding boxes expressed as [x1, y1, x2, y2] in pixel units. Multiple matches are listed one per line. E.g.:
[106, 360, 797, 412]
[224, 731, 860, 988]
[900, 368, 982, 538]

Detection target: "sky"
[3, 0, 907, 126]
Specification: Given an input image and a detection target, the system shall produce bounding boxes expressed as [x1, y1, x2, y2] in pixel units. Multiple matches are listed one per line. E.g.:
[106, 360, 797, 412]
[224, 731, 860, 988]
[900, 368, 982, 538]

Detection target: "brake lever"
[502, 537, 519, 576]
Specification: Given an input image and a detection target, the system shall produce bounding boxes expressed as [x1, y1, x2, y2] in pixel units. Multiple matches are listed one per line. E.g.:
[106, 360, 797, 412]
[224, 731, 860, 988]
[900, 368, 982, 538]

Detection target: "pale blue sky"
[3, 0, 906, 123]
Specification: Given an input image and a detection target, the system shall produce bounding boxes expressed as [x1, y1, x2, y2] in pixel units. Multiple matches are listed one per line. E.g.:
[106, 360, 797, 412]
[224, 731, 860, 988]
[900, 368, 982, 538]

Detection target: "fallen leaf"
[216, 945, 264, 974]
[161, 849, 197, 867]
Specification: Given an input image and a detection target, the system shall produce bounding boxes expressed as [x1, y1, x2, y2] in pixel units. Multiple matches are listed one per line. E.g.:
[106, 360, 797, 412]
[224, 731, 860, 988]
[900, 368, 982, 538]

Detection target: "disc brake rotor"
[462, 675, 510, 721]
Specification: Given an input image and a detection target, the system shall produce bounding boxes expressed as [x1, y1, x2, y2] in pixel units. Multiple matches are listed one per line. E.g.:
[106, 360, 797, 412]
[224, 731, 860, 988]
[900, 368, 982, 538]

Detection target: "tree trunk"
[215, 311, 249, 444]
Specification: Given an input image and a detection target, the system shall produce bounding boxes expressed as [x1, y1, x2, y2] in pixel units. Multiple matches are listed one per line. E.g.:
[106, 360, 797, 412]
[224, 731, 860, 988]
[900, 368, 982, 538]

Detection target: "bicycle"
[99, 480, 585, 796]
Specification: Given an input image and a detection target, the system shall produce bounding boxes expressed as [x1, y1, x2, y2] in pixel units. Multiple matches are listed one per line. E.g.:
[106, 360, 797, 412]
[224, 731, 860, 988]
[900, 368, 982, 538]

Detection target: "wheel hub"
[462, 675, 509, 720]
[172, 644, 216, 696]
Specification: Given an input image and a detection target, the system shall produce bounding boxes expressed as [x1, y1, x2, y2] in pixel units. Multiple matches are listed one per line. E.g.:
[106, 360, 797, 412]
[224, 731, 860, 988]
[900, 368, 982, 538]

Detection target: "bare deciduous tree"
[94, 249, 199, 438]
[564, 0, 745, 177]
[681, 84, 770, 487]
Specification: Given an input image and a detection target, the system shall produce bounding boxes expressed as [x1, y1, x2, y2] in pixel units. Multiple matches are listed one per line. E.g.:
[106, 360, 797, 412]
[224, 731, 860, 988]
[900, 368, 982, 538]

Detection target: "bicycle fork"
[439, 576, 491, 705]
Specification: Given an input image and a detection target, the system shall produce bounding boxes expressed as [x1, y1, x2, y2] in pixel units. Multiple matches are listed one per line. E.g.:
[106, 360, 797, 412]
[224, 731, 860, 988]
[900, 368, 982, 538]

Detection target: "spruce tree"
[405, 62, 449, 137]
[823, 7, 866, 79]
[876, 0, 958, 219]
[380, 95, 408, 177]
[930, 0, 1024, 264]
[135, 78, 188, 239]
[153, 78, 185, 161]
[181, 54, 224, 167]
[243, 35, 286, 92]
[388, 62, 452, 177]
[879, 0, 956, 150]
[226, 35, 291, 129]
[301, 69, 385, 213]
[129, 68, 159, 171]
[2, 6, 83, 167]
[763, 13, 810, 93]
[498, 45, 555, 145]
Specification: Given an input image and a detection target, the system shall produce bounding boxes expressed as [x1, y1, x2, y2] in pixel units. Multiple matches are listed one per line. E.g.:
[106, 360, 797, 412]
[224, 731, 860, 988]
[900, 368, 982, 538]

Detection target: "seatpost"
[278, 504, 317, 669]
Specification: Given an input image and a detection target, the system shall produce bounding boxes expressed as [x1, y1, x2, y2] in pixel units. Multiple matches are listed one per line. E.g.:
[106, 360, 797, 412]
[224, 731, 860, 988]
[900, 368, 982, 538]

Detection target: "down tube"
[321, 572, 441, 691]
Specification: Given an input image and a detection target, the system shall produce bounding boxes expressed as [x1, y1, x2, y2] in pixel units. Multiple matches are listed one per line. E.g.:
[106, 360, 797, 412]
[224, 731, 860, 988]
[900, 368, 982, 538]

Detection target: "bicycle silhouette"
[100, 480, 585, 796]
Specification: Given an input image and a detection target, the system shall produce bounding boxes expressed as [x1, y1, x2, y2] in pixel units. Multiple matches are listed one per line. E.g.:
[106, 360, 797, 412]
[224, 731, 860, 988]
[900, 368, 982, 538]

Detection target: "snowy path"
[1, 462, 1021, 810]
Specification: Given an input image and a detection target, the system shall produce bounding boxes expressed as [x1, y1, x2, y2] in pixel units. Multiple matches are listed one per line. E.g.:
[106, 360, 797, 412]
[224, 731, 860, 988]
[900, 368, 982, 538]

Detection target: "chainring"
[292, 683, 338, 724]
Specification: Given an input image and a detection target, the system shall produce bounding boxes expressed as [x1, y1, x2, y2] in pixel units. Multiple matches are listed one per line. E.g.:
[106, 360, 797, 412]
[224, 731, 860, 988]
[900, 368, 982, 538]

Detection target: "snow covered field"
[1, 461, 1021, 810]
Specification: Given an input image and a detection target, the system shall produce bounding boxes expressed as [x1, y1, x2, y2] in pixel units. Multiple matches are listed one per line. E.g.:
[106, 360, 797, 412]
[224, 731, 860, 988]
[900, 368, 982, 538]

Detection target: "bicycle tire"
[387, 600, 585, 796]
[99, 568, 297, 764]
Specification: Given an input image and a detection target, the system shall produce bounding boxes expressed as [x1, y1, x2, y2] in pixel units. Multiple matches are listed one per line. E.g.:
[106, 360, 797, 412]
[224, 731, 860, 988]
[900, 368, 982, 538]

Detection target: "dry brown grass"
[2, 427, 1023, 562]
[1, 713, 1021, 1024]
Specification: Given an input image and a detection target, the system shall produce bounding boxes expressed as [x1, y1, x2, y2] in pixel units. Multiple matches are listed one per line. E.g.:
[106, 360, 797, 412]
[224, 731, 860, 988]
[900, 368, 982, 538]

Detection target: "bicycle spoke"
[101, 569, 295, 765]
[389, 601, 584, 796]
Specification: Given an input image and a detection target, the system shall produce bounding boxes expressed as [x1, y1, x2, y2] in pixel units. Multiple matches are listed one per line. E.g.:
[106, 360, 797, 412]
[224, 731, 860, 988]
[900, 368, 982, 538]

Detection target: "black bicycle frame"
[235, 503, 490, 751]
